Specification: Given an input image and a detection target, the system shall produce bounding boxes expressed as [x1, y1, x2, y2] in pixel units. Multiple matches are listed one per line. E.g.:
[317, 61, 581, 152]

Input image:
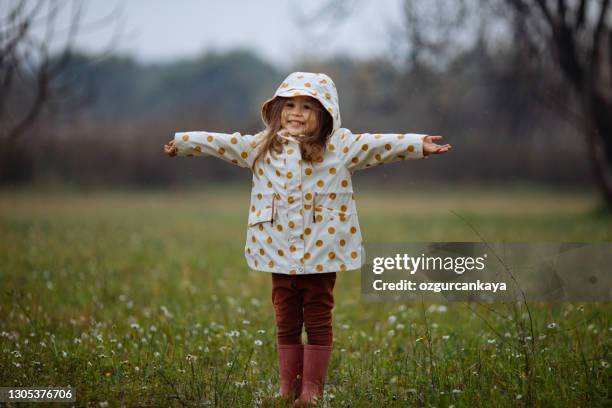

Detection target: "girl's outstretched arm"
[171, 131, 262, 169]
[333, 130, 427, 172]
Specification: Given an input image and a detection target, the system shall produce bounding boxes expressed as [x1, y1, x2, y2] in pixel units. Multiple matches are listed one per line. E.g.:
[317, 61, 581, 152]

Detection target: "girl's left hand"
[423, 135, 451, 156]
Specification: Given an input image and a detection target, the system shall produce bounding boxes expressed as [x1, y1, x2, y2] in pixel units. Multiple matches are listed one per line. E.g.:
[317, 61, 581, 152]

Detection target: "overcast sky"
[39, 0, 406, 68]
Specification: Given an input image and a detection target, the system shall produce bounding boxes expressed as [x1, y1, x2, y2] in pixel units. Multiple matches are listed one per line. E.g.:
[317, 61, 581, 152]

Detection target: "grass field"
[0, 185, 610, 407]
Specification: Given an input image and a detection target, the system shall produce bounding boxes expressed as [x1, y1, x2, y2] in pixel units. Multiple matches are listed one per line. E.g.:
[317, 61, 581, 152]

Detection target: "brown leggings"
[271, 272, 336, 346]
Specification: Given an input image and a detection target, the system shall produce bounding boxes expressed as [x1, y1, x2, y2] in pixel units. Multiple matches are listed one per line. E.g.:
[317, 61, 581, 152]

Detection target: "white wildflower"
[160, 305, 174, 319]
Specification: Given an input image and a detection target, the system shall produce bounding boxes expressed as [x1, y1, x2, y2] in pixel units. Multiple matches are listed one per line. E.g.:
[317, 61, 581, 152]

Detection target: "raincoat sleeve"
[334, 129, 427, 172]
[173, 131, 261, 168]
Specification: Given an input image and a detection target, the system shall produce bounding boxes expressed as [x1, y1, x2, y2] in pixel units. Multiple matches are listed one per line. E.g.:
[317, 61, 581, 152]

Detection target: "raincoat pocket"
[312, 192, 354, 223]
[248, 193, 276, 227]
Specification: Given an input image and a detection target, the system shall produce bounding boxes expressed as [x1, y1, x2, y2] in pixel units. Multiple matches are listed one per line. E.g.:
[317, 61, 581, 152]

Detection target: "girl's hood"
[261, 72, 341, 133]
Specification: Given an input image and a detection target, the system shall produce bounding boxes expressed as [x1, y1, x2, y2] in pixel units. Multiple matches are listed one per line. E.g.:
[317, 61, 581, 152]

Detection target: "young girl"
[164, 72, 451, 406]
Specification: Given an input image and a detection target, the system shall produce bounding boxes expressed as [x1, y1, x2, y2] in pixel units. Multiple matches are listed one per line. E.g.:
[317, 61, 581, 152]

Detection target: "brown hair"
[252, 96, 333, 173]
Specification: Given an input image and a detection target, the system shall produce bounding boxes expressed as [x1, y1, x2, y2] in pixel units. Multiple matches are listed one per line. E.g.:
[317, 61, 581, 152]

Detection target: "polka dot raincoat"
[173, 72, 427, 275]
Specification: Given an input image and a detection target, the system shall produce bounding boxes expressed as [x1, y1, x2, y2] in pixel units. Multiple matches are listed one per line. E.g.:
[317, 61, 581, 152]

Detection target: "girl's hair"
[252, 96, 333, 173]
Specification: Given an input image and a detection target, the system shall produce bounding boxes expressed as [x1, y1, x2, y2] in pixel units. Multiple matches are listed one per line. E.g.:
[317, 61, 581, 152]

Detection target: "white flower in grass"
[396, 323, 405, 330]
[186, 354, 197, 362]
[254, 340, 263, 346]
[130, 323, 140, 330]
[149, 325, 157, 333]
[388, 315, 397, 324]
[134, 366, 140, 372]
[429, 304, 448, 313]
[516, 394, 522, 400]
[160, 305, 174, 319]
[601, 361, 609, 368]
[451, 389, 462, 394]
[547, 322, 558, 329]
[242, 320, 250, 325]
[235, 380, 247, 387]
[99, 401, 109, 407]
[154, 352, 160, 358]
[257, 329, 266, 334]
[487, 339, 496, 344]
[442, 335, 450, 341]
[387, 330, 395, 337]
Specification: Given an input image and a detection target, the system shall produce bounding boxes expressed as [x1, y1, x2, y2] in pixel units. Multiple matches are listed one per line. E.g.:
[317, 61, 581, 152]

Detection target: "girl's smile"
[281, 96, 318, 136]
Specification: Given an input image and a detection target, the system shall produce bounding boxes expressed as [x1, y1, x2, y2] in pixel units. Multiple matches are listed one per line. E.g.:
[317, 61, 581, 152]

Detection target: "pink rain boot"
[278, 343, 304, 403]
[294, 344, 332, 407]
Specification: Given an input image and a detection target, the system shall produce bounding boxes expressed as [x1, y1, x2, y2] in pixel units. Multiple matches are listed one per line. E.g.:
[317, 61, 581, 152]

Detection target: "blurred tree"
[395, 0, 611, 208]
[0, 0, 119, 183]
[503, 0, 612, 208]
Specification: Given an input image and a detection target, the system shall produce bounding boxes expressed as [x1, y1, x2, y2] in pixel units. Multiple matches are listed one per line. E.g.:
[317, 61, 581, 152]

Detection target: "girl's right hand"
[164, 140, 177, 157]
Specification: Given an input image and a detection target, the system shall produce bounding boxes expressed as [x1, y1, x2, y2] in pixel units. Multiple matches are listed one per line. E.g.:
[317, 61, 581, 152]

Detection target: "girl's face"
[280, 96, 319, 136]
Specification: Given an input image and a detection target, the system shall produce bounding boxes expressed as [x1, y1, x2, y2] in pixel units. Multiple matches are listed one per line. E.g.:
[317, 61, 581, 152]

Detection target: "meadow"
[0, 185, 610, 407]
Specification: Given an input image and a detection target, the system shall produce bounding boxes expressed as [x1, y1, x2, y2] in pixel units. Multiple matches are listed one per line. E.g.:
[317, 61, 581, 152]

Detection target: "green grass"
[0, 186, 610, 407]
